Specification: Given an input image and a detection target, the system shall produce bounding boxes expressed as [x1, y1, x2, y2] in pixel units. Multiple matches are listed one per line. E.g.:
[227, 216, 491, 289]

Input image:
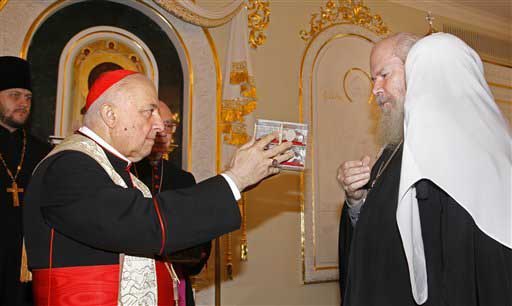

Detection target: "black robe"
[0, 126, 50, 306]
[134, 158, 211, 306]
[339, 145, 512, 306]
[23, 145, 240, 274]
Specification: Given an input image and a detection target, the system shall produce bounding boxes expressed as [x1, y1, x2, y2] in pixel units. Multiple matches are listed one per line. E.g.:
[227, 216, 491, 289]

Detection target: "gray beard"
[377, 105, 404, 146]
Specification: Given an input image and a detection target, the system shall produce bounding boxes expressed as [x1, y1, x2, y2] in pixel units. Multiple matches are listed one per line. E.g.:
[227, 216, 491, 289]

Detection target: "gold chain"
[369, 139, 403, 191]
[0, 129, 27, 183]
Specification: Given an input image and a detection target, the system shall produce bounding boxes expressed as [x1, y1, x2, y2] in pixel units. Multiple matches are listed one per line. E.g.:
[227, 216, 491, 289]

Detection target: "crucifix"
[6, 181, 24, 207]
[426, 11, 437, 35]
[0, 129, 27, 208]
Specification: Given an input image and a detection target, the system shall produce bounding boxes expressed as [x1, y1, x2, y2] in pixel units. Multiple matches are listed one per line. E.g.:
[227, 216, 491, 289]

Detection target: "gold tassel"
[226, 233, 233, 280]
[230, 71, 249, 84]
[229, 62, 249, 84]
[241, 83, 257, 99]
[242, 100, 257, 115]
[240, 194, 248, 261]
[20, 239, 32, 282]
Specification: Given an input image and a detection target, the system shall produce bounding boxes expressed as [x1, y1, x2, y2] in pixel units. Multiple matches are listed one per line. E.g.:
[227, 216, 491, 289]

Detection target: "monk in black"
[339, 145, 512, 306]
[337, 33, 511, 306]
[0, 56, 51, 306]
[0, 127, 49, 306]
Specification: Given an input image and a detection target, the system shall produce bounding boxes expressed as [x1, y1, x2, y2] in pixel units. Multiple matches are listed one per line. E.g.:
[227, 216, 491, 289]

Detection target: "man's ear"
[100, 103, 116, 128]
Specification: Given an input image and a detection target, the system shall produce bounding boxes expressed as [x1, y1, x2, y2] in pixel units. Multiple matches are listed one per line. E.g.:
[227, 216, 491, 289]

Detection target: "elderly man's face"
[151, 102, 175, 156]
[0, 88, 32, 131]
[370, 41, 406, 144]
[113, 78, 163, 162]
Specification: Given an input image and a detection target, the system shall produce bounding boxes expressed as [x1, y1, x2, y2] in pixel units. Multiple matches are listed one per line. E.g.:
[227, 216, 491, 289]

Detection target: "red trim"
[151, 165, 156, 194]
[256, 138, 306, 146]
[152, 197, 167, 255]
[134, 161, 167, 256]
[281, 161, 304, 166]
[125, 165, 136, 189]
[48, 229, 54, 306]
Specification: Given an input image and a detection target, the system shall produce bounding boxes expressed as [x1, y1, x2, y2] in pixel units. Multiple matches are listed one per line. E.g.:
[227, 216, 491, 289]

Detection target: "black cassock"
[339, 145, 512, 306]
[0, 126, 50, 306]
[24, 148, 239, 274]
[134, 158, 211, 306]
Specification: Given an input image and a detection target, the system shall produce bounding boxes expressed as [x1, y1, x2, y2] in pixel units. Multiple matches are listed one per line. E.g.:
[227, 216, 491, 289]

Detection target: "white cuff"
[220, 173, 242, 201]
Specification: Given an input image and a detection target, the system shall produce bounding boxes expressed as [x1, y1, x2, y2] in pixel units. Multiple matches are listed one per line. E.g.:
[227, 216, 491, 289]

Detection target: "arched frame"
[54, 26, 159, 139]
[299, 24, 382, 283]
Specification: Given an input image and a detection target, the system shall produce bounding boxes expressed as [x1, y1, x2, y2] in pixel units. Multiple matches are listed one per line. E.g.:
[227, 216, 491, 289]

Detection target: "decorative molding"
[443, 24, 512, 66]
[387, 0, 510, 39]
[247, 0, 270, 48]
[153, 0, 243, 27]
[300, 0, 389, 42]
[54, 26, 158, 139]
[483, 61, 512, 122]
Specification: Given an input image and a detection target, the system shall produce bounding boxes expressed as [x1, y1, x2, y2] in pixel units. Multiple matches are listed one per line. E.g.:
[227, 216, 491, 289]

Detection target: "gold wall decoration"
[342, 67, 373, 104]
[247, 0, 270, 49]
[300, 0, 389, 42]
[0, 0, 8, 11]
[221, 60, 257, 146]
[220, 99, 254, 146]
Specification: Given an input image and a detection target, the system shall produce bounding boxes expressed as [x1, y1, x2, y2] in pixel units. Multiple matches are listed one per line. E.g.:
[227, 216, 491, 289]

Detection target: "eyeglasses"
[163, 120, 177, 133]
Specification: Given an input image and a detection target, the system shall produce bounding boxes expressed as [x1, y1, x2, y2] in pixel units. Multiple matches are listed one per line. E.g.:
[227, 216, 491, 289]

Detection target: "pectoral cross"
[6, 182, 23, 207]
[426, 11, 436, 35]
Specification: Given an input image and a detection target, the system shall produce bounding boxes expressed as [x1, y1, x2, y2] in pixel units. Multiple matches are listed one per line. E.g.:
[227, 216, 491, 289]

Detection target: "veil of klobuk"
[397, 32, 511, 305]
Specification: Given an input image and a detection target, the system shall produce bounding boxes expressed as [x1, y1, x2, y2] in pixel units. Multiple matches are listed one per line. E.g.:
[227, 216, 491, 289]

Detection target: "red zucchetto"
[85, 69, 138, 112]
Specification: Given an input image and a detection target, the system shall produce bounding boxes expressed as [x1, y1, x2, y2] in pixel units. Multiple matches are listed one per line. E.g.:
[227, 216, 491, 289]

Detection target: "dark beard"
[0, 113, 26, 129]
